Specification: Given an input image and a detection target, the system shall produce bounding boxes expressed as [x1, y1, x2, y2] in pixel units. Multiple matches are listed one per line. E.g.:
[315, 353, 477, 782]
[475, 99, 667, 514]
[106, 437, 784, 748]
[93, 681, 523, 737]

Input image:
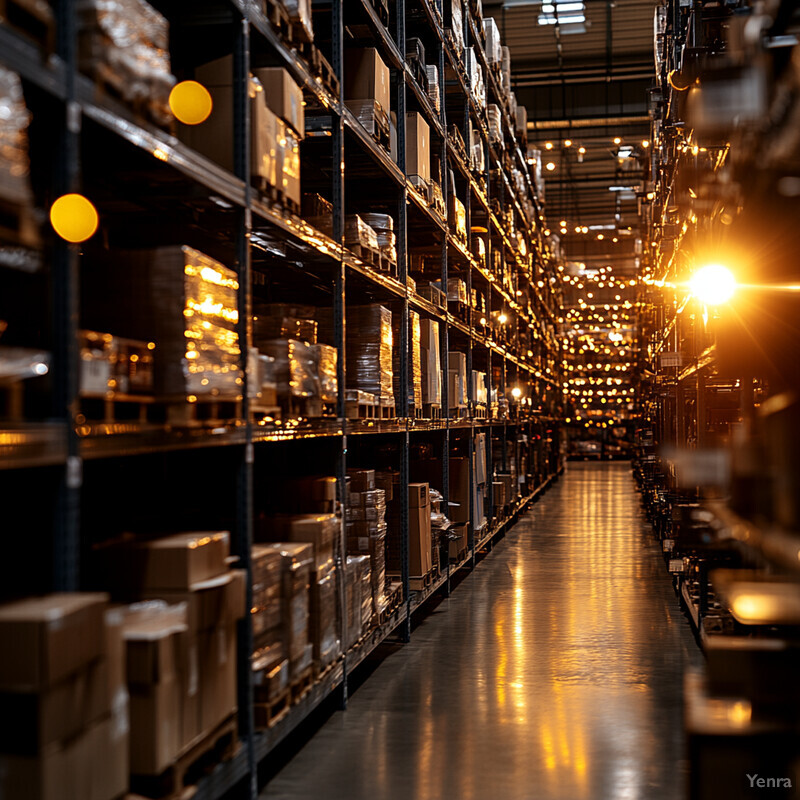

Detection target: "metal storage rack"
[0, 1, 564, 797]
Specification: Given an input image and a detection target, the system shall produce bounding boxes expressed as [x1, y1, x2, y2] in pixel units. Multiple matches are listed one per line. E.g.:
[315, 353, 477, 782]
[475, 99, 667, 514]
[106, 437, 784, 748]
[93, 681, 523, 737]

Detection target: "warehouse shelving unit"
[0, 1, 563, 797]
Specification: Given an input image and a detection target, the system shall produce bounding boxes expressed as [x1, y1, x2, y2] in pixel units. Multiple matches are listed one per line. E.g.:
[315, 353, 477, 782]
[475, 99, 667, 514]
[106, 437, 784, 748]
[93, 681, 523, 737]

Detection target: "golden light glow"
[613, 137, 621, 145]
[50, 194, 99, 243]
[169, 80, 213, 125]
[689, 264, 736, 305]
[546, 162, 556, 171]
[511, 387, 522, 399]
[545, 141, 554, 150]
[564, 139, 572, 147]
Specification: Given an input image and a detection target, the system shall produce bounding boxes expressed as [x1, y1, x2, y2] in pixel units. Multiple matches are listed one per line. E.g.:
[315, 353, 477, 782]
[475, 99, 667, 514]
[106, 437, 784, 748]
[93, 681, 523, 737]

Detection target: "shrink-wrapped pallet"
[261, 339, 320, 400]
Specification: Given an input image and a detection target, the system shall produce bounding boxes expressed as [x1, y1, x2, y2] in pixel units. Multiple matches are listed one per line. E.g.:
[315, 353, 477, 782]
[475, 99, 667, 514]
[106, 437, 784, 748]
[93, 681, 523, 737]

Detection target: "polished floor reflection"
[262, 463, 701, 800]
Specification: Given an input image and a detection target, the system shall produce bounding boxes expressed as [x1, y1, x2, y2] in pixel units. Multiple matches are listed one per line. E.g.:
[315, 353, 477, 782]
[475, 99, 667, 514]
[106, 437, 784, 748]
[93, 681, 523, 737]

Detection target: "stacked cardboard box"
[448, 351, 468, 408]
[98, 531, 246, 769]
[344, 48, 390, 141]
[0, 594, 128, 800]
[392, 309, 423, 411]
[483, 17, 502, 65]
[472, 370, 488, 405]
[406, 112, 431, 198]
[251, 545, 287, 702]
[344, 555, 372, 649]
[346, 469, 388, 618]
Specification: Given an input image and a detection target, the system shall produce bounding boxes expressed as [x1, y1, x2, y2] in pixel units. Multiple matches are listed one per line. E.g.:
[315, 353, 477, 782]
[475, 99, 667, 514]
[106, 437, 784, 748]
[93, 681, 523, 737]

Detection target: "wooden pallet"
[345, 399, 378, 419]
[296, 40, 340, 100]
[473, 404, 487, 419]
[378, 399, 396, 419]
[253, 688, 291, 730]
[252, 178, 301, 218]
[290, 666, 313, 703]
[422, 403, 442, 420]
[408, 570, 433, 592]
[161, 395, 242, 426]
[279, 394, 324, 420]
[262, 0, 292, 41]
[77, 392, 154, 424]
[0, 0, 55, 51]
[130, 713, 238, 800]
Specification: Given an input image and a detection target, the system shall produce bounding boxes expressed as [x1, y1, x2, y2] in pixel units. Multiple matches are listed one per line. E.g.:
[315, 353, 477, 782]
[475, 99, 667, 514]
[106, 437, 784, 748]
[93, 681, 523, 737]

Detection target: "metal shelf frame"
[0, 2, 565, 799]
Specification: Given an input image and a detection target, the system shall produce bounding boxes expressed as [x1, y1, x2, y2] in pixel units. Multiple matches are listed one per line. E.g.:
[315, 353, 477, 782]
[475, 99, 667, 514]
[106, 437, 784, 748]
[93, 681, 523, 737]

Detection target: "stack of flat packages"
[0, 594, 128, 800]
[361, 213, 396, 270]
[448, 351, 468, 409]
[344, 555, 372, 649]
[420, 319, 442, 406]
[250, 545, 287, 709]
[392, 309, 423, 413]
[320, 305, 393, 408]
[346, 469, 388, 619]
[76, 0, 175, 126]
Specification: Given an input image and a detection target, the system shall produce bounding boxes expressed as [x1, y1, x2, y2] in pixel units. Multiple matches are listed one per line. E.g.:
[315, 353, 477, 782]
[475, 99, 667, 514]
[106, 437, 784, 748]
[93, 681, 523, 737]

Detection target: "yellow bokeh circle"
[50, 194, 99, 243]
[169, 81, 213, 125]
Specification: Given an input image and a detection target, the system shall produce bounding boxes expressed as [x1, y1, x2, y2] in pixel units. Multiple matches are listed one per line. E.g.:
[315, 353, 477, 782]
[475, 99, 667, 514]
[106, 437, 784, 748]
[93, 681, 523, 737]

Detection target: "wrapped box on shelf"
[309, 563, 340, 670]
[345, 555, 372, 648]
[483, 17, 502, 64]
[501, 46, 512, 92]
[281, 0, 313, 42]
[252, 67, 305, 139]
[472, 234, 487, 267]
[253, 311, 317, 344]
[409, 483, 432, 578]
[405, 112, 430, 187]
[344, 48, 390, 121]
[261, 339, 320, 400]
[420, 319, 442, 405]
[406, 37, 425, 65]
[448, 351, 468, 406]
[446, 0, 464, 55]
[361, 213, 396, 265]
[488, 104, 502, 145]
[425, 64, 441, 113]
[320, 306, 393, 403]
[515, 104, 528, 139]
[347, 530, 388, 616]
[78, 331, 153, 397]
[302, 193, 334, 219]
[448, 522, 469, 558]
[344, 214, 380, 252]
[76, 0, 175, 126]
[82, 245, 242, 399]
[419, 283, 446, 310]
[465, 48, 485, 110]
[0, 66, 35, 216]
[313, 343, 338, 403]
[348, 468, 375, 493]
[391, 308, 422, 410]
[345, 99, 389, 141]
[278, 119, 301, 207]
[447, 278, 468, 304]
[471, 125, 485, 173]
[449, 196, 467, 243]
[251, 546, 283, 646]
[472, 370, 488, 404]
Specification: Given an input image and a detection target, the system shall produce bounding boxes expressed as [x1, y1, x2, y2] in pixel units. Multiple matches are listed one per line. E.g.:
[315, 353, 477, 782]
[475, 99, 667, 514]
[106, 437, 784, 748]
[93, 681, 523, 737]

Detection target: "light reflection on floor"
[262, 463, 701, 800]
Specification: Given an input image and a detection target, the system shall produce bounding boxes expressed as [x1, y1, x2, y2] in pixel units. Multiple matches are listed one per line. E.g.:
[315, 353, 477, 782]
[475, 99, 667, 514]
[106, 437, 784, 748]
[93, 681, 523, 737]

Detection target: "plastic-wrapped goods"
[313, 343, 338, 403]
[447, 0, 464, 56]
[76, 0, 175, 126]
[447, 278, 468, 304]
[346, 530, 387, 616]
[310, 563, 340, 670]
[0, 66, 33, 209]
[472, 234, 487, 268]
[278, 119, 301, 207]
[259, 543, 312, 673]
[361, 213, 397, 265]
[515, 104, 528, 139]
[483, 18, 502, 65]
[346, 99, 388, 140]
[302, 193, 333, 219]
[345, 555, 371, 649]
[472, 370, 488, 405]
[251, 545, 283, 647]
[425, 64, 441, 113]
[254, 303, 318, 344]
[261, 339, 320, 399]
[420, 319, 441, 405]
[450, 196, 467, 243]
[448, 351, 468, 406]
[330, 305, 393, 403]
[79, 331, 154, 396]
[488, 104, 502, 145]
[281, 0, 313, 42]
[344, 215, 380, 252]
[501, 46, 512, 93]
[465, 47, 485, 110]
[391, 308, 422, 410]
[471, 126, 485, 173]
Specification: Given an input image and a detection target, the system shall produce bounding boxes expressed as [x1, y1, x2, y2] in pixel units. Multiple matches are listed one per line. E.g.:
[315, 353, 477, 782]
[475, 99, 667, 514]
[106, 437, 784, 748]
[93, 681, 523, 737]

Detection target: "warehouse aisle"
[262, 463, 701, 800]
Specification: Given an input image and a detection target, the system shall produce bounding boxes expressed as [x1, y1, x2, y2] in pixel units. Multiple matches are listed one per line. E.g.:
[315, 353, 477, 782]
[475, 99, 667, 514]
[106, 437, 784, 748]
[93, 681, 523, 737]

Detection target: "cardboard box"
[0, 594, 108, 692]
[129, 677, 181, 775]
[420, 318, 441, 404]
[405, 112, 430, 183]
[492, 481, 506, 508]
[198, 623, 237, 733]
[409, 504, 432, 578]
[448, 523, 469, 558]
[344, 48, 390, 117]
[278, 118, 301, 206]
[409, 482, 429, 508]
[0, 712, 126, 800]
[262, 515, 337, 573]
[448, 457, 471, 524]
[348, 469, 375, 492]
[252, 67, 304, 139]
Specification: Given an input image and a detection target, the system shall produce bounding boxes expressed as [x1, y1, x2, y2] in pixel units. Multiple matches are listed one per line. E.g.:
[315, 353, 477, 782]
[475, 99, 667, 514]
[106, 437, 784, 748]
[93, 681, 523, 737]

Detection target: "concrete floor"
[261, 462, 702, 800]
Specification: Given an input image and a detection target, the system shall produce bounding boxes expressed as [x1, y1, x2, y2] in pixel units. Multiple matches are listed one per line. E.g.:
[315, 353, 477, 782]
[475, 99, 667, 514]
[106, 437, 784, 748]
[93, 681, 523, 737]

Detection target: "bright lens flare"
[169, 80, 213, 125]
[511, 387, 522, 399]
[50, 194, 99, 243]
[689, 264, 736, 305]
